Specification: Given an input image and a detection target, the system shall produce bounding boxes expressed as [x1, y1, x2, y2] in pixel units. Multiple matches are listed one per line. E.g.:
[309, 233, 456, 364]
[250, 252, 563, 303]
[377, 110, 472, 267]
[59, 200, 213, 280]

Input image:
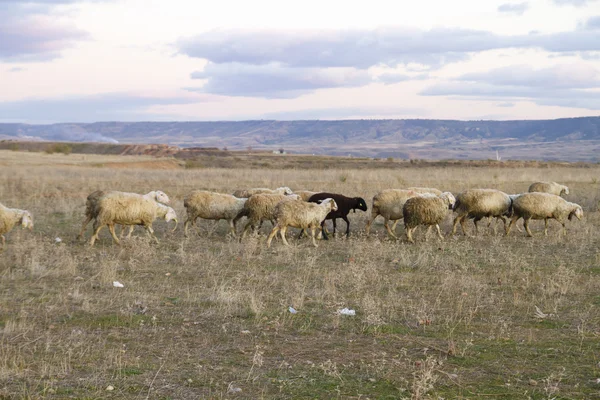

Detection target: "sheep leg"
[280, 226, 290, 246]
[505, 216, 518, 235]
[436, 224, 444, 240]
[183, 217, 193, 238]
[77, 215, 92, 240]
[144, 224, 159, 244]
[89, 222, 104, 246]
[384, 218, 398, 239]
[266, 226, 279, 248]
[331, 218, 337, 237]
[473, 217, 484, 235]
[342, 216, 351, 237]
[320, 220, 329, 240]
[459, 216, 470, 236]
[523, 218, 533, 237]
[241, 220, 253, 239]
[228, 219, 237, 237]
[125, 225, 134, 239]
[310, 226, 318, 247]
[0, 235, 5, 250]
[452, 215, 461, 235]
[406, 227, 415, 243]
[108, 223, 121, 245]
[424, 225, 432, 241]
[364, 213, 378, 236]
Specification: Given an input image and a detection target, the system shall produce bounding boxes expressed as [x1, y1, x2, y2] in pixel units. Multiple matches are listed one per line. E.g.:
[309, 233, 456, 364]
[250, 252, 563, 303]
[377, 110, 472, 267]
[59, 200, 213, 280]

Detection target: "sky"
[0, 0, 599, 123]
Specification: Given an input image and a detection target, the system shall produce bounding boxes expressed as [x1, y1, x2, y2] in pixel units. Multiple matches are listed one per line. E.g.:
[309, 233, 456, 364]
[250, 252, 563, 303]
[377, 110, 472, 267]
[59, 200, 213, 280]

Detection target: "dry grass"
[1, 150, 600, 399]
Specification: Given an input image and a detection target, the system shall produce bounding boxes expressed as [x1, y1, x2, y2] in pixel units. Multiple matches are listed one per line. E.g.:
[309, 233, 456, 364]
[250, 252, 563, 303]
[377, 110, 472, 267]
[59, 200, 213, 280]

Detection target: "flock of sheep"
[0, 181, 584, 250]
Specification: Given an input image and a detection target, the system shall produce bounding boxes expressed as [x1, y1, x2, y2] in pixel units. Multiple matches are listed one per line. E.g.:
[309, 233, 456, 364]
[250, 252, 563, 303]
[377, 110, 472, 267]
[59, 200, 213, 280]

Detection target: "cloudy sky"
[0, 0, 599, 123]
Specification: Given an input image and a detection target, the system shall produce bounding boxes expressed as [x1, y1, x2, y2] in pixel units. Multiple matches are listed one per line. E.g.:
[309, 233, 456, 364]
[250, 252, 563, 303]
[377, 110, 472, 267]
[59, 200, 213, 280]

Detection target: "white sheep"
[266, 198, 338, 248]
[403, 192, 456, 243]
[452, 189, 513, 236]
[183, 191, 248, 237]
[232, 187, 293, 198]
[78, 190, 170, 240]
[505, 192, 583, 237]
[240, 193, 301, 238]
[0, 203, 33, 249]
[89, 193, 177, 246]
[528, 181, 569, 197]
[365, 188, 442, 238]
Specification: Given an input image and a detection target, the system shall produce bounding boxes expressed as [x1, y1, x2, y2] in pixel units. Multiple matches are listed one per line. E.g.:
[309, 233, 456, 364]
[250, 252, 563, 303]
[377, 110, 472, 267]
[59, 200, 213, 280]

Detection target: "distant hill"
[1, 117, 600, 161]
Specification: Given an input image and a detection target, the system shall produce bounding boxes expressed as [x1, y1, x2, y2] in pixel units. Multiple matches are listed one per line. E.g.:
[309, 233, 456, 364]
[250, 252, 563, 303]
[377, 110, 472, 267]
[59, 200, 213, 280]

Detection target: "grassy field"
[1, 150, 600, 399]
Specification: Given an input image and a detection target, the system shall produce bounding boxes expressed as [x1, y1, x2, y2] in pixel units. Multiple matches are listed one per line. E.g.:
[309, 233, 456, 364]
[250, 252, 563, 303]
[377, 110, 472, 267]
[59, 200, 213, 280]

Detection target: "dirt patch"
[100, 160, 184, 169]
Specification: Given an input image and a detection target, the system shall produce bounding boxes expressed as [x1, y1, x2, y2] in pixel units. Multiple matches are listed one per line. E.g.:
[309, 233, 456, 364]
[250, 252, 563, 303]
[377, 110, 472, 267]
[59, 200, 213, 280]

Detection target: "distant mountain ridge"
[1, 117, 600, 161]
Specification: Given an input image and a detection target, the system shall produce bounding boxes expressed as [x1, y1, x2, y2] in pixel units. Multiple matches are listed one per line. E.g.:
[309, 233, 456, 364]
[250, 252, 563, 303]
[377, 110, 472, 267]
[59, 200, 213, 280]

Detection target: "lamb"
[266, 198, 338, 248]
[452, 189, 513, 236]
[307, 192, 368, 238]
[403, 192, 456, 243]
[505, 192, 583, 237]
[0, 203, 33, 250]
[365, 188, 442, 238]
[77, 190, 170, 240]
[528, 181, 569, 197]
[232, 187, 293, 198]
[89, 193, 177, 246]
[294, 190, 319, 201]
[240, 193, 301, 238]
[183, 191, 248, 237]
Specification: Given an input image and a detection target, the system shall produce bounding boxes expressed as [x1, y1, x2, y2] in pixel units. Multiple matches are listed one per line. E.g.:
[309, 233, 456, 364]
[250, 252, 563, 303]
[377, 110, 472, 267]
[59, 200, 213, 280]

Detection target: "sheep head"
[152, 190, 171, 205]
[320, 198, 338, 212]
[354, 197, 368, 212]
[441, 192, 456, 209]
[19, 211, 34, 230]
[280, 187, 294, 195]
[568, 204, 583, 221]
[164, 207, 178, 232]
[561, 186, 569, 196]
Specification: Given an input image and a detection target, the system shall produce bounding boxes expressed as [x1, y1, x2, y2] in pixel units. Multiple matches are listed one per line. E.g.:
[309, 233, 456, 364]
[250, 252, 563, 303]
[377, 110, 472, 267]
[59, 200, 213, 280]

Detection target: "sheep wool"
[0, 203, 33, 249]
[232, 187, 293, 198]
[403, 192, 456, 243]
[240, 193, 300, 238]
[183, 190, 248, 237]
[452, 189, 513, 236]
[365, 188, 442, 238]
[89, 192, 177, 246]
[506, 192, 583, 237]
[294, 190, 319, 201]
[528, 181, 569, 197]
[266, 198, 338, 248]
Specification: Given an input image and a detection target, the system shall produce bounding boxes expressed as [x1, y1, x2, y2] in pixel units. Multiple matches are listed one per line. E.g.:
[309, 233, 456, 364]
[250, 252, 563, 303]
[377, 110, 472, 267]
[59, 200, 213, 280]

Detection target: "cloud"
[552, 0, 598, 6]
[178, 27, 600, 70]
[0, 93, 202, 123]
[583, 16, 600, 29]
[0, 0, 107, 61]
[497, 2, 529, 15]
[177, 25, 600, 99]
[420, 64, 600, 110]
[188, 62, 372, 98]
[457, 64, 600, 89]
[8, 66, 25, 72]
[497, 102, 516, 107]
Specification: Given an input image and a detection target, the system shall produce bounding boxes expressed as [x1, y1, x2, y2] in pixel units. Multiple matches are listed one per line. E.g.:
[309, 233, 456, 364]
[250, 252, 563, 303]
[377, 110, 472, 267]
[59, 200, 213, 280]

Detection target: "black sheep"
[307, 192, 368, 239]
